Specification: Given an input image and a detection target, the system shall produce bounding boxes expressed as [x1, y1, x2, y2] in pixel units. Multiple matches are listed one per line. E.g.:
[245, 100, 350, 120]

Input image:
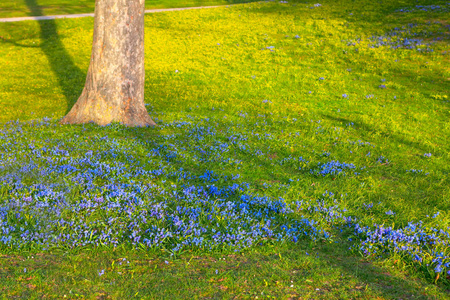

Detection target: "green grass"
[0, 0, 257, 18]
[0, 0, 450, 298]
[2, 242, 447, 299]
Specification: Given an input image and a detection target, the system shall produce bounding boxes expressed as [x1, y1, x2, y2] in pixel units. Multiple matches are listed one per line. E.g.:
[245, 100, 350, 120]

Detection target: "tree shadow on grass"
[321, 113, 431, 153]
[293, 239, 449, 299]
[24, 0, 86, 114]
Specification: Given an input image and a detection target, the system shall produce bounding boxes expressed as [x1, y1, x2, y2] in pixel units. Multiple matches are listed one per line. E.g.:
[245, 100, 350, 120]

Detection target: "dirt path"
[0, 6, 222, 23]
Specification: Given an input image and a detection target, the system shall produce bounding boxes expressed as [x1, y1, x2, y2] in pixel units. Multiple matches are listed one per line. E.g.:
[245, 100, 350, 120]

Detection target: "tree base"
[59, 92, 156, 127]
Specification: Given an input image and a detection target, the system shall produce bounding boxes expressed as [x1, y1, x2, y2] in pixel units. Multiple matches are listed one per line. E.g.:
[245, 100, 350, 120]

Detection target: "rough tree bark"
[59, 0, 156, 127]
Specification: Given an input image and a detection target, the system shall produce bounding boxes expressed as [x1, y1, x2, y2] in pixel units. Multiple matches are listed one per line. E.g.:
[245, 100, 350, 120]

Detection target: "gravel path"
[0, 6, 222, 23]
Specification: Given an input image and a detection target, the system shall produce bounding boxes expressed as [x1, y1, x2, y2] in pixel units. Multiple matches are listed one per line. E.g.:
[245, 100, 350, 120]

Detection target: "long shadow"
[299, 239, 449, 299]
[24, 0, 85, 114]
[321, 114, 431, 153]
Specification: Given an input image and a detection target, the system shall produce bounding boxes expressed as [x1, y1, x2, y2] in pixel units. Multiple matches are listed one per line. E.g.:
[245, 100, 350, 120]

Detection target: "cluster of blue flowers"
[353, 221, 450, 275]
[310, 160, 357, 177]
[0, 116, 447, 276]
[0, 118, 331, 253]
[406, 169, 429, 175]
[396, 3, 450, 13]
[368, 22, 449, 52]
[342, 21, 448, 53]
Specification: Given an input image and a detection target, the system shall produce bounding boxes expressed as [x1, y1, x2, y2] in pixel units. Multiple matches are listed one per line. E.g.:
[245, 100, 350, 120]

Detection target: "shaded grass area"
[0, 0, 450, 298]
[1, 241, 446, 299]
[0, 0, 258, 18]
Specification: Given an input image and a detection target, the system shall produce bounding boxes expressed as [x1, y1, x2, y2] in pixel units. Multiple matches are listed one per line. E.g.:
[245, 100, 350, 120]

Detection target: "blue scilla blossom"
[396, 4, 450, 13]
[406, 169, 428, 175]
[310, 160, 356, 177]
[376, 156, 389, 164]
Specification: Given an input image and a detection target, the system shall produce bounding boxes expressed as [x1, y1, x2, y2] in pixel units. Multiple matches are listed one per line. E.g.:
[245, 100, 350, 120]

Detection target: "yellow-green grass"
[0, 0, 257, 18]
[0, 0, 450, 298]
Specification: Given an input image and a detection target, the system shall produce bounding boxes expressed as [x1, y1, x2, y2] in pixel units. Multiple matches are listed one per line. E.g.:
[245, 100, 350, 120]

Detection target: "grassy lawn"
[0, 0, 450, 298]
[0, 0, 257, 18]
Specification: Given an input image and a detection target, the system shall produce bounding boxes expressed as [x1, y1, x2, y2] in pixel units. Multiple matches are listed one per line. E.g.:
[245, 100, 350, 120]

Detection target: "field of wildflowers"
[0, 0, 449, 298]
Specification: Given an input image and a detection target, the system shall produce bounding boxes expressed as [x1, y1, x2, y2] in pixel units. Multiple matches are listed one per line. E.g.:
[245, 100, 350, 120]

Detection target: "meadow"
[0, 0, 450, 298]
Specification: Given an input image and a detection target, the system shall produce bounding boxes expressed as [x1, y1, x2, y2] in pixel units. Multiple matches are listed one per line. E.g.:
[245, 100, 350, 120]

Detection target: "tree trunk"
[59, 0, 156, 127]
